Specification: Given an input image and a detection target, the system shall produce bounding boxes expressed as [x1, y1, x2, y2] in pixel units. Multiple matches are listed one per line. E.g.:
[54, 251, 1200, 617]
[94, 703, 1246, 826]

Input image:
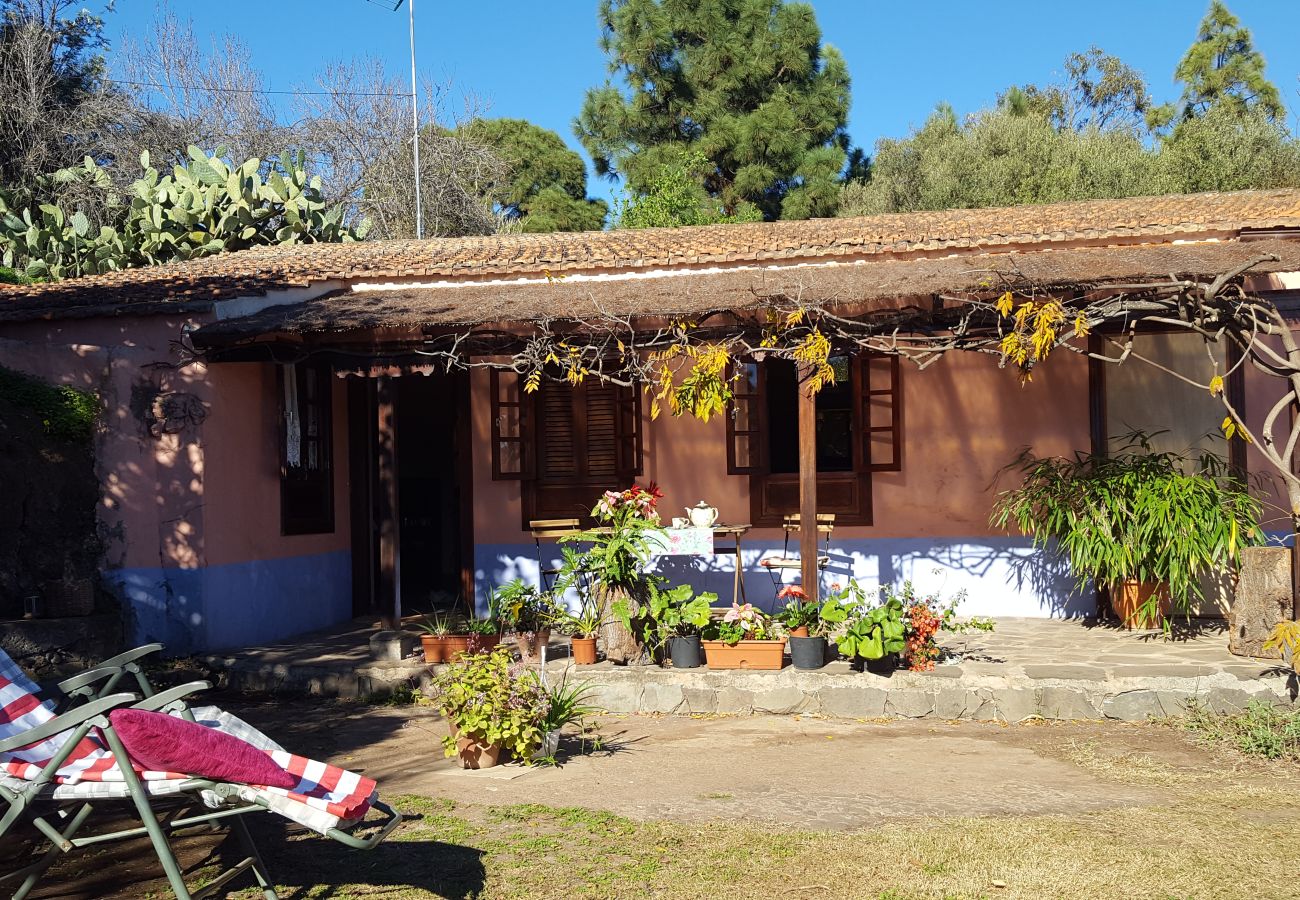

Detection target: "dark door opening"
[348, 371, 471, 621]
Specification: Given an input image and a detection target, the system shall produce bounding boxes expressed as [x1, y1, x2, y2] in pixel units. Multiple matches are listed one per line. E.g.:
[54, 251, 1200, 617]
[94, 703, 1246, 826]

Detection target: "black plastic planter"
[668, 635, 702, 669]
[851, 652, 900, 675]
[788, 635, 827, 670]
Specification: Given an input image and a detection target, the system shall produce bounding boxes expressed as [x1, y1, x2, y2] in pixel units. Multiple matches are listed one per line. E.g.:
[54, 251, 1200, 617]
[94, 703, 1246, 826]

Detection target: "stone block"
[887, 690, 936, 718]
[586, 681, 641, 714]
[1229, 546, 1292, 658]
[753, 685, 810, 715]
[715, 686, 755, 714]
[1101, 689, 1165, 721]
[1201, 687, 1259, 714]
[933, 688, 980, 719]
[1039, 686, 1101, 720]
[681, 686, 719, 714]
[989, 688, 1038, 723]
[640, 682, 686, 714]
[368, 629, 418, 663]
[1024, 665, 1106, 681]
[819, 686, 887, 718]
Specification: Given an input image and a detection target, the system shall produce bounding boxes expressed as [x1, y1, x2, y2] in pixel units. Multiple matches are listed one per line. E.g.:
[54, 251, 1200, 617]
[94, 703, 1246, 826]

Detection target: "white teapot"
[686, 501, 719, 529]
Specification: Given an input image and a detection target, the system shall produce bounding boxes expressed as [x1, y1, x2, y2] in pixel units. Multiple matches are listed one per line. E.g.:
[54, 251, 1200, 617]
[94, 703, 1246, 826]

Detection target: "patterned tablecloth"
[647, 527, 716, 557]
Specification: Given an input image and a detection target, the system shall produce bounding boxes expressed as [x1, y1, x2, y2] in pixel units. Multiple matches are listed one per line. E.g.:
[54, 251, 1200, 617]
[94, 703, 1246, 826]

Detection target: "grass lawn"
[225, 780, 1300, 899]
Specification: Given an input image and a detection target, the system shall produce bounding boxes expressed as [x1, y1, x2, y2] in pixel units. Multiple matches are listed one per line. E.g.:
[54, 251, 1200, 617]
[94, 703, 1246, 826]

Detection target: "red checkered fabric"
[0, 657, 376, 827]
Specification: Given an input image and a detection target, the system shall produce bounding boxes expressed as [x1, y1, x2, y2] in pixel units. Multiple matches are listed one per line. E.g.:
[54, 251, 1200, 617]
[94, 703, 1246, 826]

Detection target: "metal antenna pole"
[407, 0, 423, 238]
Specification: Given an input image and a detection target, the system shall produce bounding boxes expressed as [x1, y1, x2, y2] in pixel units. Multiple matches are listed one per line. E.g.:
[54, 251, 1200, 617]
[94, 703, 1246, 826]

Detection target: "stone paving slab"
[198, 616, 1299, 721]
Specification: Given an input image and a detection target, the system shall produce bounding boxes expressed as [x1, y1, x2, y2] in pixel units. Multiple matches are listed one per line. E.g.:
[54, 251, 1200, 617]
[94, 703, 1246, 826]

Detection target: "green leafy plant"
[549, 596, 607, 638]
[431, 648, 550, 763]
[820, 583, 905, 661]
[492, 580, 562, 634]
[465, 615, 501, 636]
[0, 365, 97, 443]
[704, 601, 782, 644]
[991, 436, 1263, 624]
[414, 613, 452, 637]
[777, 599, 820, 632]
[645, 584, 716, 643]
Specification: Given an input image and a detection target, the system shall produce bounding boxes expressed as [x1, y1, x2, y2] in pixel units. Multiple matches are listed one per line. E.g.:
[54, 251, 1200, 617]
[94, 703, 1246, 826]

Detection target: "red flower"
[777, 585, 808, 601]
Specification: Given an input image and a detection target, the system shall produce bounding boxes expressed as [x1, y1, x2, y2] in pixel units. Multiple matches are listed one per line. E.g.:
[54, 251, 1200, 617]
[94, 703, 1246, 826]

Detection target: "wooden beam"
[376, 376, 401, 629]
[797, 361, 819, 602]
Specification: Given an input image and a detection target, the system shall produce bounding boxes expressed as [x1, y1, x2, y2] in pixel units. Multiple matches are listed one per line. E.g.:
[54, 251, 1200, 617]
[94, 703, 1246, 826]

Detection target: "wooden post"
[797, 361, 819, 602]
[376, 376, 401, 629]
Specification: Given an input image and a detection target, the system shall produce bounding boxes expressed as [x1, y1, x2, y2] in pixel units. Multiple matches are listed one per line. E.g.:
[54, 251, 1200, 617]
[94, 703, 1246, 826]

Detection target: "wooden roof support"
[797, 360, 820, 602]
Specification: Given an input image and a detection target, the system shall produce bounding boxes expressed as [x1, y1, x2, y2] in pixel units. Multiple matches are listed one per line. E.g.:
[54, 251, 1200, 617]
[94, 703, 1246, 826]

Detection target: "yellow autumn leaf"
[1209, 375, 1224, 396]
[995, 292, 1014, 317]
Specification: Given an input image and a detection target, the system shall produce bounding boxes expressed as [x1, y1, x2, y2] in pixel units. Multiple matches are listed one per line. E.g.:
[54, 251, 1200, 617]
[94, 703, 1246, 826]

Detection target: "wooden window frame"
[726, 353, 903, 527]
[490, 373, 644, 528]
[279, 361, 335, 536]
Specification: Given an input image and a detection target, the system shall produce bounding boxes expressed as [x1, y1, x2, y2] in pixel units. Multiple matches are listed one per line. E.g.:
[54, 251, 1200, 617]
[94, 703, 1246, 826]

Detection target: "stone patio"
[199, 616, 1298, 722]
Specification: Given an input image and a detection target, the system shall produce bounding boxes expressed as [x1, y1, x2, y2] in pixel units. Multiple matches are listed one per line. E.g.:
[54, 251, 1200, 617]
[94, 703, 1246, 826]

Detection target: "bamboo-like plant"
[990, 435, 1263, 618]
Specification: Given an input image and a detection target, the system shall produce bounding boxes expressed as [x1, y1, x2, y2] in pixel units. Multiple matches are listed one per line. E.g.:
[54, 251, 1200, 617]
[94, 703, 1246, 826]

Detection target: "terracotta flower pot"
[789, 626, 810, 638]
[442, 635, 470, 661]
[449, 723, 502, 769]
[420, 634, 446, 664]
[571, 635, 598, 665]
[466, 633, 500, 654]
[514, 628, 551, 665]
[702, 639, 786, 670]
[1110, 579, 1171, 630]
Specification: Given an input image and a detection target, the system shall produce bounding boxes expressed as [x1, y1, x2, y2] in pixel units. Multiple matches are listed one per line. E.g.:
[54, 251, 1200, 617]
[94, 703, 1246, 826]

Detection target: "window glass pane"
[497, 440, 521, 474]
[1104, 332, 1226, 462]
[763, 356, 855, 473]
[497, 405, 520, 439]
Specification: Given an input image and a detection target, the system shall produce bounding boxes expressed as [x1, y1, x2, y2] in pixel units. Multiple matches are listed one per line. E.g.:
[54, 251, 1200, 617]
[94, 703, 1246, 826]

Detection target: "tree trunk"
[597, 585, 652, 666]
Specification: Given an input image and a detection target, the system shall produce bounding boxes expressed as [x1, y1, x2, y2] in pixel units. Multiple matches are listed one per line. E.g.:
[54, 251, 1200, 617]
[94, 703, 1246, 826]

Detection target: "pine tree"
[454, 118, 607, 233]
[574, 0, 852, 221]
[1149, 1, 1284, 129]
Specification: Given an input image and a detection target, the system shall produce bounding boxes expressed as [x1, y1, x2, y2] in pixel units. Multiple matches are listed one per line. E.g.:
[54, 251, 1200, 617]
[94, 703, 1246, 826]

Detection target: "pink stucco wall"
[471, 350, 1091, 548]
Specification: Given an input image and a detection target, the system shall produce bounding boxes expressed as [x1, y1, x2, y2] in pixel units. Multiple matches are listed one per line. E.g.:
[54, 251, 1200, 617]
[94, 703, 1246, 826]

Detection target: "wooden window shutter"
[490, 369, 531, 480]
[856, 354, 902, 472]
[726, 360, 768, 475]
[615, 382, 643, 477]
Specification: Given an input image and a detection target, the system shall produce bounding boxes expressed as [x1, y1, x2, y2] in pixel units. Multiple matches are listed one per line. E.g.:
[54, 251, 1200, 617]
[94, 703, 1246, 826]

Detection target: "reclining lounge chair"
[0, 651, 400, 899]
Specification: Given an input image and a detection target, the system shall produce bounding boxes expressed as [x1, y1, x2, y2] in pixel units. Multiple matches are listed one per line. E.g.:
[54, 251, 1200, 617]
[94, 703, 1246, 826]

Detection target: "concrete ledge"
[550, 662, 1298, 723]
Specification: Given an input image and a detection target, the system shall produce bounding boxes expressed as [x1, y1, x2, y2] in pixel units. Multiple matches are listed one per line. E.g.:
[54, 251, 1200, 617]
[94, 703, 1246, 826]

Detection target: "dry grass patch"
[208, 783, 1300, 900]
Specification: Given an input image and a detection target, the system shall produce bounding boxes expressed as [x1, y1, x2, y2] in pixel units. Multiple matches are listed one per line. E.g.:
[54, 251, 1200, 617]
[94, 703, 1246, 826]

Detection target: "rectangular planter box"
[702, 639, 786, 670]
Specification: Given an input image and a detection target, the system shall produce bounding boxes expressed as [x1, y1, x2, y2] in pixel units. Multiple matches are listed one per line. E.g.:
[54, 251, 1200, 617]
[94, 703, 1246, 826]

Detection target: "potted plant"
[701, 601, 787, 670]
[992, 437, 1263, 629]
[549, 597, 607, 665]
[465, 615, 502, 654]
[494, 580, 560, 665]
[887, 581, 995, 672]
[532, 675, 599, 763]
[778, 595, 826, 669]
[821, 583, 906, 674]
[646, 584, 716, 668]
[430, 648, 549, 769]
[414, 614, 452, 664]
[561, 483, 666, 665]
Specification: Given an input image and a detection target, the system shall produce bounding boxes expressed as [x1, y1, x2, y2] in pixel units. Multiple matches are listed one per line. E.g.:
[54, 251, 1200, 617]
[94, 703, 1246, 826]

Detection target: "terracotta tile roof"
[192, 238, 1300, 346]
[3, 189, 1300, 323]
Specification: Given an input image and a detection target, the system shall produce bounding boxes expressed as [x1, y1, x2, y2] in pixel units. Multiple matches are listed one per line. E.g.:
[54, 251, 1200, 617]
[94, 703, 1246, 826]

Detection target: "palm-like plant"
[991, 436, 1263, 619]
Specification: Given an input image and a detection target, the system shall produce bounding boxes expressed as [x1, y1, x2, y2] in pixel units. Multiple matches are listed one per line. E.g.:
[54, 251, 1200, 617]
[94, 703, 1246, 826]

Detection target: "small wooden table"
[708, 524, 751, 607]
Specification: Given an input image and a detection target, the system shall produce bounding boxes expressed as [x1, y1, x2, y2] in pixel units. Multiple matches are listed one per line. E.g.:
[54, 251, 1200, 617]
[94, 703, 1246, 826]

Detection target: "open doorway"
[348, 372, 471, 621]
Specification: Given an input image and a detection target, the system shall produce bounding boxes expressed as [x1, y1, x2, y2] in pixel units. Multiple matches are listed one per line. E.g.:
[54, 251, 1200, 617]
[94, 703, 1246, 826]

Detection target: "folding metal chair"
[758, 514, 836, 599]
[0, 658, 400, 900]
[530, 518, 582, 591]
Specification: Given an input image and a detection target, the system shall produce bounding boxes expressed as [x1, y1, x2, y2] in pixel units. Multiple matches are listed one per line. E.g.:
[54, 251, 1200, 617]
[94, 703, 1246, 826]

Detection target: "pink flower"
[777, 585, 808, 601]
[722, 601, 755, 624]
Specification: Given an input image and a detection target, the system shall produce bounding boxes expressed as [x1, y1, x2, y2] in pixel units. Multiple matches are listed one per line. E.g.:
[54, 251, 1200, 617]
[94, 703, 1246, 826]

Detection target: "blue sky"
[107, 1, 1300, 202]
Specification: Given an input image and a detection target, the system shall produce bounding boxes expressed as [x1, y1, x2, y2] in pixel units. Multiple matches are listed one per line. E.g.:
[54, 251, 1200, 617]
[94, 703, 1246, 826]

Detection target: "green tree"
[455, 118, 607, 232]
[1149, 1, 1284, 129]
[616, 149, 763, 228]
[575, 0, 852, 221]
[0, 0, 123, 192]
[1003, 47, 1152, 134]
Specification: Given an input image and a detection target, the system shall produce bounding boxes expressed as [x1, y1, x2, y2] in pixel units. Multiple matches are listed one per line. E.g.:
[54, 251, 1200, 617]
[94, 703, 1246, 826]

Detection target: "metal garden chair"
[758, 513, 836, 600]
[0, 654, 400, 900]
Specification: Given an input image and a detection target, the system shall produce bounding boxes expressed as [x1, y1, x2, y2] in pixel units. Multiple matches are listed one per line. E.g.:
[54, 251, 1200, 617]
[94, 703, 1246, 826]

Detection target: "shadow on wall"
[475, 536, 1086, 618]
